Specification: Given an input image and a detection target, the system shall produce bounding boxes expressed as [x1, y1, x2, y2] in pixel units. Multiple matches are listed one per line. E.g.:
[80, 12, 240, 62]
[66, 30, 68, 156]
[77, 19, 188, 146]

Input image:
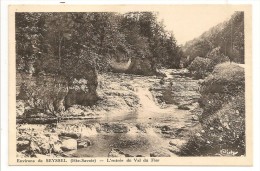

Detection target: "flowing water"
[62, 69, 199, 157]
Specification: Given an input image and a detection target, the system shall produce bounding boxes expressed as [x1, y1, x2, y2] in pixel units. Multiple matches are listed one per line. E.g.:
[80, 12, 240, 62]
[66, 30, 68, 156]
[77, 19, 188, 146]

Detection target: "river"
[61, 69, 201, 157]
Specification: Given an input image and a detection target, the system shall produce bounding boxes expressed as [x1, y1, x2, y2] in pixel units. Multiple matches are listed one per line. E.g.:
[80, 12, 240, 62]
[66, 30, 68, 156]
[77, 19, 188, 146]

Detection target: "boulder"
[30, 140, 41, 154]
[150, 149, 171, 157]
[59, 132, 81, 139]
[77, 139, 91, 148]
[61, 139, 77, 151]
[108, 148, 126, 157]
[126, 58, 156, 76]
[53, 142, 62, 153]
[191, 115, 199, 121]
[39, 142, 51, 155]
[169, 139, 187, 148]
[136, 155, 145, 157]
[178, 104, 190, 110]
[168, 145, 181, 153]
[17, 140, 30, 152]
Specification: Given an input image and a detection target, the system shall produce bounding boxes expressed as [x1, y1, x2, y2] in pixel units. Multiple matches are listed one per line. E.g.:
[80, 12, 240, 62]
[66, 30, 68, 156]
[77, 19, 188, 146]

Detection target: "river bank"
[16, 69, 202, 157]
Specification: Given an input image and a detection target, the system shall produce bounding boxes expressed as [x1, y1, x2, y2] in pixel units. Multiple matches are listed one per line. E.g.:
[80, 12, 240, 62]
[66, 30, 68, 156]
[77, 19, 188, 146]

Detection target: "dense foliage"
[187, 57, 212, 79]
[16, 12, 183, 77]
[182, 12, 244, 67]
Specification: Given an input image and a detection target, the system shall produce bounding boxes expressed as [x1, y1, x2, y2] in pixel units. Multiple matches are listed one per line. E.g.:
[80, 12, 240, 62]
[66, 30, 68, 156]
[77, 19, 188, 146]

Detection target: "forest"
[16, 12, 182, 76]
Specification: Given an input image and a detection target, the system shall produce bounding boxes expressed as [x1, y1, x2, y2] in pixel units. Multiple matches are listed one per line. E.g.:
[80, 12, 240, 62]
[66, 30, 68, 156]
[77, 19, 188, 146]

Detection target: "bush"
[179, 63, 245, 156]
[206, 47, 230, 66]
[199, 62, 244, 118]
[180, 94, 245, 156]
[201, 62, 244, 95]
[17, 74, 68, 115]
[187, 57, 212, 79]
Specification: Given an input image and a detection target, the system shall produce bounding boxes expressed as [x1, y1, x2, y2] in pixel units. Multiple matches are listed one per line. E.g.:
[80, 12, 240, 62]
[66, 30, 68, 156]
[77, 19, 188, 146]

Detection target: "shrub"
[17, 74, 68, 115]
[200, 62, 245, 96]
[180, 94, 245, 156]
[206, 47, 230, 66]
[180, 63, 245, 156]
[187, 57, 212, 79]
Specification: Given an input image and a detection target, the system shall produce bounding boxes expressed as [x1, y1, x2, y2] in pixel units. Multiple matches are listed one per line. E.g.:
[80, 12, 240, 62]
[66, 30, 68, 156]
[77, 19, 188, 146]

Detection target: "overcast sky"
[157, 6, 237, 45]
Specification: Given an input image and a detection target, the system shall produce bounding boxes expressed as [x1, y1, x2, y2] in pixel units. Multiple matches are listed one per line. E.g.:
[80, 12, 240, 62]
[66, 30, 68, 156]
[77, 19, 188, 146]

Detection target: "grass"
[179, 62, 246, 156]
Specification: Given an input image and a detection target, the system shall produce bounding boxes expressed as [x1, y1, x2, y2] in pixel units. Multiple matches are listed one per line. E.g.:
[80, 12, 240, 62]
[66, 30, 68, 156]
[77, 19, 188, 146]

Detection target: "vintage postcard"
[9, 4, 252, 166]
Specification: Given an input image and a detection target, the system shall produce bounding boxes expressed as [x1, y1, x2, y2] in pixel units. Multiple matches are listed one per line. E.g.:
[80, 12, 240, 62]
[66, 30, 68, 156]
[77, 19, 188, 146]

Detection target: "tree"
[16, 12, 46, 73]
[182, 12, 245, 65]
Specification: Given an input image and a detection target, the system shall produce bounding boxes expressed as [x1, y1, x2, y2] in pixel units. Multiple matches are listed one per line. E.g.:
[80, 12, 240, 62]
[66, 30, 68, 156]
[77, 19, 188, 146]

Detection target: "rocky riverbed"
[16, 69, 202, 158]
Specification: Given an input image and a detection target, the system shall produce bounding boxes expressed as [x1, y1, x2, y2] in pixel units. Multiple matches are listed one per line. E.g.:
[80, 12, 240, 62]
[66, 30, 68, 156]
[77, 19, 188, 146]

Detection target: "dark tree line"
[16, 12, 183, 79]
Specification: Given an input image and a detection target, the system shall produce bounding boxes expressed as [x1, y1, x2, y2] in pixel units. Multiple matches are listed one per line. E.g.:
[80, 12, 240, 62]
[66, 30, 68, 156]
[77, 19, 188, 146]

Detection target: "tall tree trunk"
[58, 32, 63, 71]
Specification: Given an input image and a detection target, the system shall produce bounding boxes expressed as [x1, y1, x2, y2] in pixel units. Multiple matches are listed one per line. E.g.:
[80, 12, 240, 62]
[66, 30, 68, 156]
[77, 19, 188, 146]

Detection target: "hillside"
[182, 11, 244, 67]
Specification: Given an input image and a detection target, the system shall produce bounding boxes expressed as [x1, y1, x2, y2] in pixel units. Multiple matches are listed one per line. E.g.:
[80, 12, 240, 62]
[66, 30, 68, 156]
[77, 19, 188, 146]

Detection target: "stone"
[150, 149, 171, 157]
[77, 139, 91, 148]
[61, 139, 77, 151]
[53, 142, 62, 153]
[178, 104, 190, 110]
[136, 155, 145, 157]
[191, 115, 199, 121]
[108, 148, 126, 157]
[39, 142, 51, 155]
[59, 132, 81, 139]
[168, 145, 181, 153]
[17, 140, 30, 152]
[30, 141, 41, 154]
[169, 139, 187, 148]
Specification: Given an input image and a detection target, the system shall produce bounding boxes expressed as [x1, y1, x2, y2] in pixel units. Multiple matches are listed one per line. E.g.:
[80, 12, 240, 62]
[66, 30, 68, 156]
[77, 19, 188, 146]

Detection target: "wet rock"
[136, 155, 145, 157]
[17, 140, 30, 151]
[59, 132, 81, 139]
[60, 152, 73, 157]
[108, 148, 126, 157]
[77, 139, 91, 148]
[125, 154, 134, 157]
[49, 134, 60, 144]
[178, 104, 190, 110]
[39, 142, 51, 155]
[161, 125, 171, 132]
[61, 139, 77, 151]
[168, 145, 181, 153]
[163, 134, 176, 139]
[150, 149, 171, 157]
[191, 115, 199, 121]
[169, 139, 187, 149]
[30, 140, 41, 153]
[53, 142, 62, 153]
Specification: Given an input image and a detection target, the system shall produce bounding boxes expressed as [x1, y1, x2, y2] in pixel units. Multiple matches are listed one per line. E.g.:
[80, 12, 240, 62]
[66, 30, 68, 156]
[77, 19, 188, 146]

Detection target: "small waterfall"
[136, 87, 161, 112]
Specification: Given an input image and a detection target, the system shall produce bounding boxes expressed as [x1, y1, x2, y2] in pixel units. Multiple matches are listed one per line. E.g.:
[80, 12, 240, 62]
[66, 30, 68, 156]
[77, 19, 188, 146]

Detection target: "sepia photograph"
[8, 4, 252, 166]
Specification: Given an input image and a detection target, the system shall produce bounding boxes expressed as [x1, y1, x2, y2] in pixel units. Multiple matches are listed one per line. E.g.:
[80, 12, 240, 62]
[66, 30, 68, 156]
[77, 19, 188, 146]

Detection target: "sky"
[157, 6, 237, 45]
